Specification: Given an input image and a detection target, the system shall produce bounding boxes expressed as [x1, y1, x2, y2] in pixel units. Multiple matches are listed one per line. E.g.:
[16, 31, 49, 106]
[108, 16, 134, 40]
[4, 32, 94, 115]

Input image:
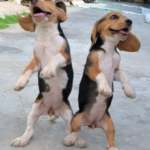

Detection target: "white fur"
[85, 36, 121, 126]
[14, 66, 40, 91]
[96, 73, 112, 97]
[114, 70, 136, 98]
[41, 53, 66, 79]
[11, 21, 72, 147]
[63, 132, 79, 146]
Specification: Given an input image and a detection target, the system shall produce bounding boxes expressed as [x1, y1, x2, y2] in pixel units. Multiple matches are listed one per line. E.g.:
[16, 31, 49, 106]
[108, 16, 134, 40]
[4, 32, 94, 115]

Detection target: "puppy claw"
[75, 139, 86, 148]
[11, 137, 29, 147]
[123, 84, 136, 99]
[40, 67, 55, 79]
[14, 76, 29, 91]
[99, 84, 112, 97]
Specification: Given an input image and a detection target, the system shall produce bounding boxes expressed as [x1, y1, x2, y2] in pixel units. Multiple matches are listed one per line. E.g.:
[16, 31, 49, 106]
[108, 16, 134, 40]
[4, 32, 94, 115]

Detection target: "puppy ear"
[56, 2, 67, 23]
[56, 1, 67, 13]
[91, 21, 99, 46]
[118, 32, 140, 52]
[17, 13, 36, 32]
[57, 7, 68, 23]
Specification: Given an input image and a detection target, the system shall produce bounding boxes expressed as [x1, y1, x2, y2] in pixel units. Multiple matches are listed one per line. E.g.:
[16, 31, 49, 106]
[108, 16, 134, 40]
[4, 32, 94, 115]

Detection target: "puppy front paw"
[99, 84, 113, 97]
[40, 66, 55, 79]
[122, 84, 136, 99]
[14, 76, 29, 91]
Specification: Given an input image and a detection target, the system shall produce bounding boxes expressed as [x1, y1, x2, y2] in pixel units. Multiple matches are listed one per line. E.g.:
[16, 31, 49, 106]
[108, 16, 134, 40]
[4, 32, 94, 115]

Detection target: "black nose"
[31, 0, 38, 4]
[125, 19, 132, 26]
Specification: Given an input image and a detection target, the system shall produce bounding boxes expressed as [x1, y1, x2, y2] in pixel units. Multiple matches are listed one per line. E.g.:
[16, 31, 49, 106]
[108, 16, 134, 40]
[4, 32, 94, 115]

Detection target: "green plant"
[0, 12, 28, 30]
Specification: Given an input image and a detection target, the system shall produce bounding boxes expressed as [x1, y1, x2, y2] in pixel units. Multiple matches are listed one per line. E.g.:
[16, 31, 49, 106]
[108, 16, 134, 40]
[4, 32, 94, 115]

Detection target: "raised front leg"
[114, 69, 136, 98]
[14, 53, 40, 91]
[85, 51, 112, 97]
[41, 42, 70, 79]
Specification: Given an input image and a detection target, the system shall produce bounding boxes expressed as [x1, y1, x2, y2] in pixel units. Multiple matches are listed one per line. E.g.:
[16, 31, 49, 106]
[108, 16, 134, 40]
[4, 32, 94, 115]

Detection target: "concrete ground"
[0, 3, 150, 150]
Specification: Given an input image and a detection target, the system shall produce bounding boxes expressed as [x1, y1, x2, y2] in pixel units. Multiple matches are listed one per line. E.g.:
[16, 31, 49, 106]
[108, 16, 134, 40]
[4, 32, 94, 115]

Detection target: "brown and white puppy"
[63, 12, 140, 150]
[11, 0, 74, 147]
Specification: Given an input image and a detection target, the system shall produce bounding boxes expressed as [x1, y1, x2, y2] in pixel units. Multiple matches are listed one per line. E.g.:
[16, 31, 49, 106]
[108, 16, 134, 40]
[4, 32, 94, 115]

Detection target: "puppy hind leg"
[63, 112, 86, 148]
[11, 100, 44, 147]
[98, 113, 118, 150]
[60, 101, 73, 135]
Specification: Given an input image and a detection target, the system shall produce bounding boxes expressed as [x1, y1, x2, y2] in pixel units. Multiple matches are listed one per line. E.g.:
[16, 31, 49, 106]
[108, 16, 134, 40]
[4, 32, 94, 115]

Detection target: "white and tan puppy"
[63, 12, 140, 150]
[11, 0, 74, 147]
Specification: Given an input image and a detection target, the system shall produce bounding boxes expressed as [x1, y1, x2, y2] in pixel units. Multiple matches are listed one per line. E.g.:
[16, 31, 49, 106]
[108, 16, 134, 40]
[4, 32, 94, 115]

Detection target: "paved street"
[0, 3, 150, 150]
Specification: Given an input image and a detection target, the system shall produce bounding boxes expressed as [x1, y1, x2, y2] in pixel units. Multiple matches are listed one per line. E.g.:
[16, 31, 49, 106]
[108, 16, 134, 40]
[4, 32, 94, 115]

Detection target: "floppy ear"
[56, 2, 67, 23]
[17, 13, 36, 32]
[57, 8, 68, 23]
[118, 32, 140, 52]
[91, 21, 99, 46]
[56, 1, 67, 13]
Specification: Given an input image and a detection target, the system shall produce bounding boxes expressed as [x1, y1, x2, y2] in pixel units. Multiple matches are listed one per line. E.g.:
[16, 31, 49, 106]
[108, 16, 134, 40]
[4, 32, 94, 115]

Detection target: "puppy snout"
[125, 19, 132, 26]
[31, 0, 38, 4]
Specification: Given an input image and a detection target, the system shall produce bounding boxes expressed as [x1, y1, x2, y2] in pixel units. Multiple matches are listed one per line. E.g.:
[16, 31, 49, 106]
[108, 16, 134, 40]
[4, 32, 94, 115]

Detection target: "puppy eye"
[110, 15, 119, 19]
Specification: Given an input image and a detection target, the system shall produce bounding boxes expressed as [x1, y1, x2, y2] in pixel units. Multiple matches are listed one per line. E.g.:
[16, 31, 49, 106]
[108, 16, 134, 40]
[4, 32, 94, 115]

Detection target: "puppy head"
[17, 0, 67, 32]
[91, 12, 140, 52]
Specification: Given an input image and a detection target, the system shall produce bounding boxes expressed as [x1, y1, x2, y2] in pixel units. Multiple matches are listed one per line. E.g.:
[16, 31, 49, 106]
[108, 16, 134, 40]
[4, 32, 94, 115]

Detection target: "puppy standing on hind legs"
[11, 0, 74, 147]
[63, 12, 140, 149]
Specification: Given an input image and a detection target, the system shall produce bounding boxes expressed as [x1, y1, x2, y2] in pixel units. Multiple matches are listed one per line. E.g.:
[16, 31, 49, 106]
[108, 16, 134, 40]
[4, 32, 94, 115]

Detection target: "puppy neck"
[36, 22, 59, 42]
[101, 36, 119, 54]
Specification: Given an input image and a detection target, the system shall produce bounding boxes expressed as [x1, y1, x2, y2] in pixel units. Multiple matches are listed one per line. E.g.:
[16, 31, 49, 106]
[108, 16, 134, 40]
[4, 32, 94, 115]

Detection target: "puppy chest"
[34, 38, 64, 68]
[98, 52, 120, 83]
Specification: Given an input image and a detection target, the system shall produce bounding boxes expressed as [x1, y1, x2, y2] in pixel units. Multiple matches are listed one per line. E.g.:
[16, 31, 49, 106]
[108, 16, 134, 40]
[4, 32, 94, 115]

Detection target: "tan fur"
[60, 42, 70, 65]
[118, 32, 140, 52]
[35, 98, 44, 103]
[91, 12, 140, 52]
[23, 51, 39, 74]
[71, 112, 86, 132]
[17, 0, 67, 32]
[103, 113, 116, 149]
[17, 13, 36, 32]
[85, 51, 102, 81]
[114, 68, 119, 73]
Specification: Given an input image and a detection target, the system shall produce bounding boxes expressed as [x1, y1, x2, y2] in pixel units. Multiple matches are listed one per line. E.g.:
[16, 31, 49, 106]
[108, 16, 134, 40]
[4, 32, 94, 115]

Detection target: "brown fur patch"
[104, 113, 116, 148]
[118, 32, 140, 52]
[35, 98, 43, 103]
[23, 51, 39, 74]
[85, 51, 103, 81]
[114, 68, 120, 73]
[60, 42, 70, 65]
[29, 0, 67, 23]
[91, 12, 140, 45]
[17, 13, 36, 32]
[71, 112, 86, 132]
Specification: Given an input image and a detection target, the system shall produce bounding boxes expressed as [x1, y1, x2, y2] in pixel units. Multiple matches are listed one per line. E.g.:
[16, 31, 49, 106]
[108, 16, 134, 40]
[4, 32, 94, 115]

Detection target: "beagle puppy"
[63, 12, 140, 150]
[11, 0, 74, 147]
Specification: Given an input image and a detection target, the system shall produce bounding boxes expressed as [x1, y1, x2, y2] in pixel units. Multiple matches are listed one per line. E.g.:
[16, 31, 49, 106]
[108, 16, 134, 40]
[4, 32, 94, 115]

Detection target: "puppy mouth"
[33, 7, 51, 17]
[109, 28, 129, 35]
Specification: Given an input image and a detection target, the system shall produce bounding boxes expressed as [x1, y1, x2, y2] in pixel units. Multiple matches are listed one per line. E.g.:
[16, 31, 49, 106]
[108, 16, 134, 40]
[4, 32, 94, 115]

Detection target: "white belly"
[42, 69, 68, 109]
